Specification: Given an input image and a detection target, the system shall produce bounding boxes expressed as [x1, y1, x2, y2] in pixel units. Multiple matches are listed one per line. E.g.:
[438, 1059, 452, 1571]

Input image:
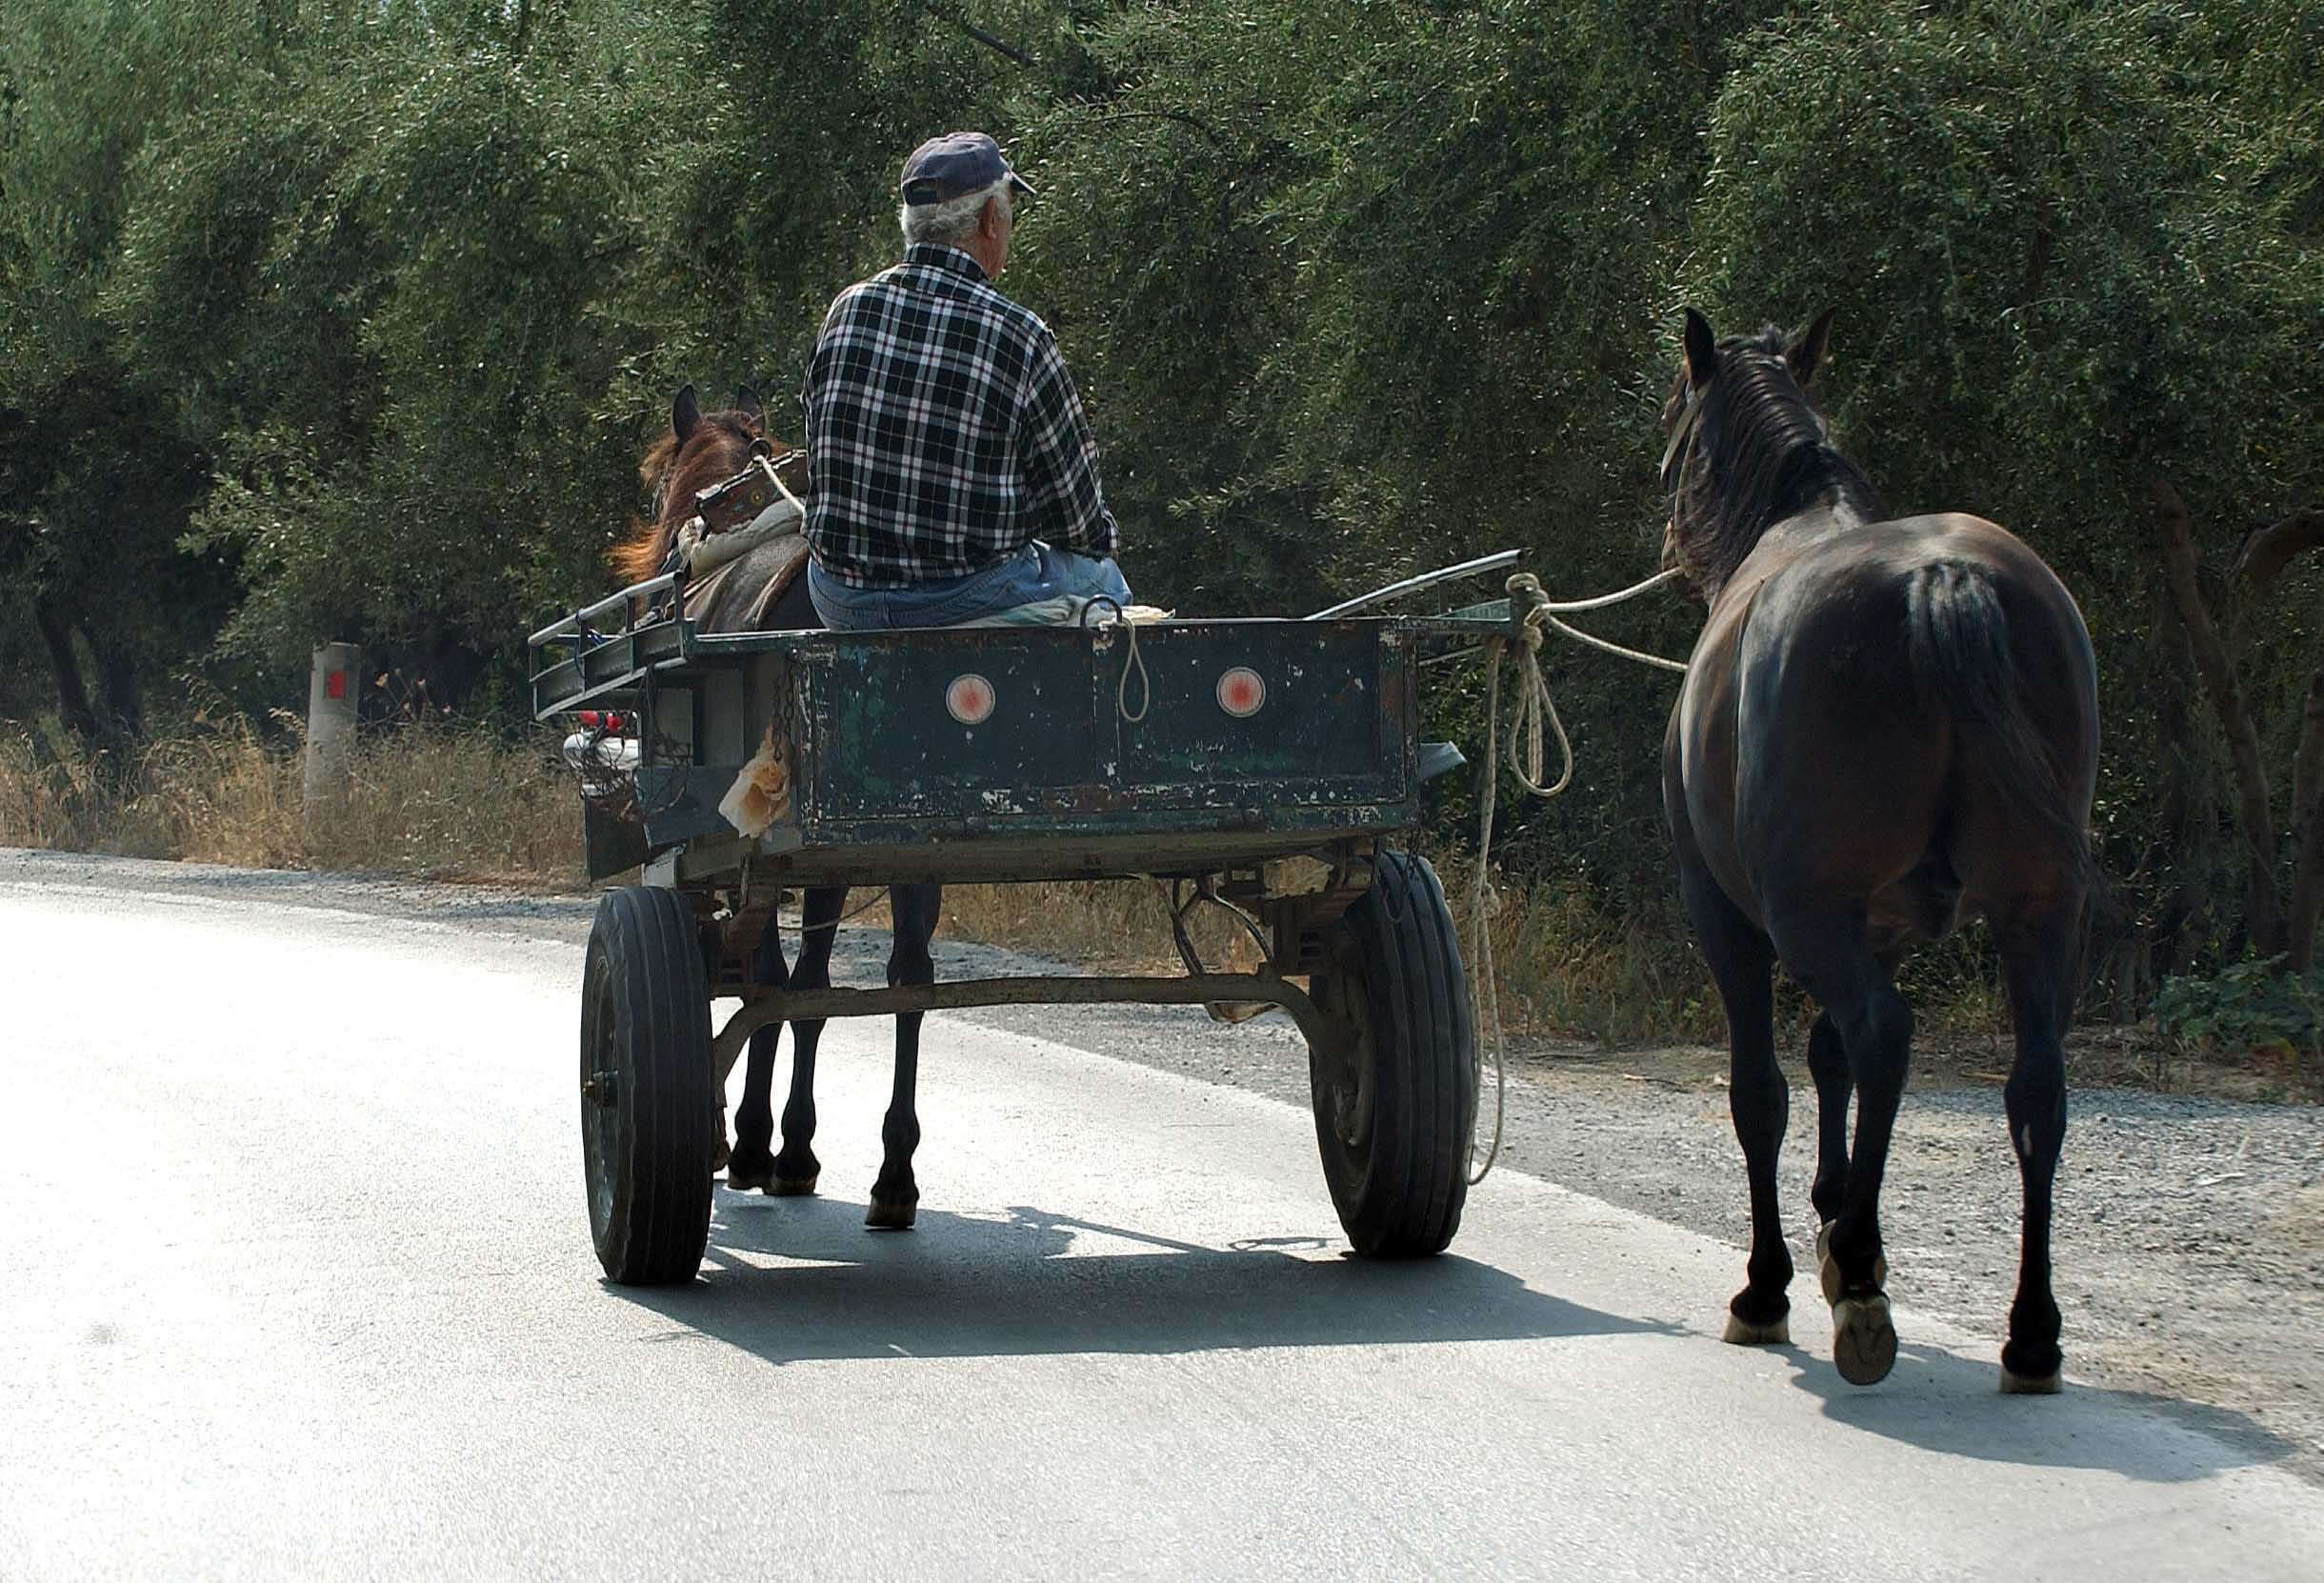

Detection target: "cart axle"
[710, 972, 1342, 1074]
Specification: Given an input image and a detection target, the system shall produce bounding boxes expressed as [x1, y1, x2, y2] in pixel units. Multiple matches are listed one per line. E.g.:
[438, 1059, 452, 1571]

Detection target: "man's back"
[804, 244, 1116, 591]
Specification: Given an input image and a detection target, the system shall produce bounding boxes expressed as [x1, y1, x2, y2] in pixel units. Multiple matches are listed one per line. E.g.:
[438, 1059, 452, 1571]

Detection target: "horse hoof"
[1722, 1312, 1792, 1347]
[1833, 1295, 1897, 1386]
[771, 1174, 819, 1197]
[2000, 1367, 2064, 1395]
[865, 1198, 918, 1231]
[1815, 1222, 1888, 1307]
[711, 1139, 731, 1172]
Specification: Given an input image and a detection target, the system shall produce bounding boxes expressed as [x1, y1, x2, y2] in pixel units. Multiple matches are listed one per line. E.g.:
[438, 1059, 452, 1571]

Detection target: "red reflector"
[604, 712, 626, 733]
[1216, 668, 1265, 717]
[324, 670, 347, 701]
[578, 710, 601, 728]
[946, 674, 996, 726]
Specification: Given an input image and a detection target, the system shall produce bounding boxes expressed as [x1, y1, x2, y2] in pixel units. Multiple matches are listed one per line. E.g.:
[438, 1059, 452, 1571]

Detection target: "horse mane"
[609, 408, 775, 587]
[1662, 325, 1883, 597]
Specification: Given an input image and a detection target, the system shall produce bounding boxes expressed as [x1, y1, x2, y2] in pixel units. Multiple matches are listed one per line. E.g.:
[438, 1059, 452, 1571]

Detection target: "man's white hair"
[900, 178, 1011, 247]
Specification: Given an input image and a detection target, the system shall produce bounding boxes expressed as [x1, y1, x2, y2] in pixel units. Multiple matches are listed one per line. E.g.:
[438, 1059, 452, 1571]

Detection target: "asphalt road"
[5, 853, 2320, 1580]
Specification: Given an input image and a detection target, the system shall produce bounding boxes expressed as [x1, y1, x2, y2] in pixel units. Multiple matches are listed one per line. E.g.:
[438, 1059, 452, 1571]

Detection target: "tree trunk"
[2288, 669, 2324, 972]
[2234, 505, 2324, 603]
[2141, 572, 2208, 1003]
[2151, 478, 2282, 955]
[30, 593, 103, 746]
[94, 624, 144, 743]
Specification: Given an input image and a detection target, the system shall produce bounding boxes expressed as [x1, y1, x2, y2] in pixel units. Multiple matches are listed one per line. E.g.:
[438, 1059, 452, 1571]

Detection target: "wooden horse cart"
[531, 566, 1537, 1283]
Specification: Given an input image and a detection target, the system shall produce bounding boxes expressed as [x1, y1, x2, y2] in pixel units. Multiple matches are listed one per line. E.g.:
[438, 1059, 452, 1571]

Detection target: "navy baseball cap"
[899, 131, 1037, 206]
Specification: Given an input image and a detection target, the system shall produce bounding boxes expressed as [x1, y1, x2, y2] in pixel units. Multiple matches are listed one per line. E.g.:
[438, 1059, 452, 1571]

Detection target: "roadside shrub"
[2154, 958, 2324, 1071]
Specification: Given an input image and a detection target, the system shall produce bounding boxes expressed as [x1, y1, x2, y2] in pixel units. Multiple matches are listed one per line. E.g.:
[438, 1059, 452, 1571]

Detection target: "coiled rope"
[1468, 567, 1683, 1184]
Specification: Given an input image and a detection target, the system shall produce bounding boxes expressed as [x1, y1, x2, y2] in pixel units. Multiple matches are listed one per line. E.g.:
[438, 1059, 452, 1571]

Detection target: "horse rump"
[1903, 553, 2098, 892]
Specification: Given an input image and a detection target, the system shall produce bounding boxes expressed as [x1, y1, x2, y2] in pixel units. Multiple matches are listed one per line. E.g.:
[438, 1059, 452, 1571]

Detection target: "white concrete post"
[304, 642, 361, 812]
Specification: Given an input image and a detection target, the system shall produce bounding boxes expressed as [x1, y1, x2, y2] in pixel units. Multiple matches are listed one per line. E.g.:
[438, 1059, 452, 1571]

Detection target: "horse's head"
[611, 383, 785, 586]
[1658, 307, 1837, 601]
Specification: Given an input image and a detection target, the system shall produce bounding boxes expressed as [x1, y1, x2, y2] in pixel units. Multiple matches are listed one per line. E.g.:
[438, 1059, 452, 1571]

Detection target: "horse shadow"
[611, 1189, 1670, 1368]
[1774, 1335, 2302, 1486]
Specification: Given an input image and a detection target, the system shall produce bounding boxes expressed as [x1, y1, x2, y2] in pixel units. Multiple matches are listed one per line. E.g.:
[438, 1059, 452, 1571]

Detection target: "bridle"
[1659, 377, 1708, 496]
[649, 429, 778, 529]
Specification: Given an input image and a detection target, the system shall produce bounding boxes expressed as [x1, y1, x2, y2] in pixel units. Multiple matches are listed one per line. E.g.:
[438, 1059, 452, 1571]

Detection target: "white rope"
[1469, 641, 1514, 1183]
[763, 456, 806, 519]
[1466, 568, 1683, 1184]
[1533, 566, 1683, 613]
[1541, 611, 1691, 673]
[1116, 613, 1151, 723]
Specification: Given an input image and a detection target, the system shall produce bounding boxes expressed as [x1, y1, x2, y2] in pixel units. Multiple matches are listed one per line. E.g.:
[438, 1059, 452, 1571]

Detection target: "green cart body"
[531, 580, 1493, 1282]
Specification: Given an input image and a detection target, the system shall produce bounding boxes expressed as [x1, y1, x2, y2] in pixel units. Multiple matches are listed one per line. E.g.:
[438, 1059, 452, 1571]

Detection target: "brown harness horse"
[615, 384, 941, 1230]
[1658, 311, 2098, 1391]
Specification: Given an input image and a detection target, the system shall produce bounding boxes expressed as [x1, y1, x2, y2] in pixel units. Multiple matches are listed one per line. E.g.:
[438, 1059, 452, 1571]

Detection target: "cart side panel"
[810, 630, 1107, 821]
[619, 619, 1422, 879]
[1109, 624, 1405, 798]
[794, 620, 1414, 839]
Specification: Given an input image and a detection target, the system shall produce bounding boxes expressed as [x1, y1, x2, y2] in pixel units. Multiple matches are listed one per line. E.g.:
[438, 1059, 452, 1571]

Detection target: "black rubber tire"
[580, 885, 715, 1285]
[1308, 850, 1476, 1257]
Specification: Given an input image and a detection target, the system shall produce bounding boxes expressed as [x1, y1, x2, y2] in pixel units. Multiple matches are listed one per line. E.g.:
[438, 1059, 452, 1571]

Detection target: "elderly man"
[801, 131, 1133, 629]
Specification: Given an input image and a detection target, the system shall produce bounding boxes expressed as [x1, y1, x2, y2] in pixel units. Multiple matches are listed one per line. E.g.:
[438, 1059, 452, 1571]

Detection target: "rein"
[1464, 564, 1684, 1184]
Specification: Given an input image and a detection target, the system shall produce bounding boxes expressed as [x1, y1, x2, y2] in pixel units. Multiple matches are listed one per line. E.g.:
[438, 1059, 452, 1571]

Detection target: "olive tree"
[1677, 0, 2324, 989]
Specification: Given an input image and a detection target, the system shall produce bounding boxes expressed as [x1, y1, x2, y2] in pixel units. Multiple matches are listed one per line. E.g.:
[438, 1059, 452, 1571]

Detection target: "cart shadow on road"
[611, 1190, 1674, 1367]
[1776, 1338, 2301, 1486]
[610, 1195, 2304, 1489]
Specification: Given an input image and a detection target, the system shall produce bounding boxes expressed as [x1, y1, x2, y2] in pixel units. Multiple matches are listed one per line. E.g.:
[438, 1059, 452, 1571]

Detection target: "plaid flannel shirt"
[802, 245, 1121, 590]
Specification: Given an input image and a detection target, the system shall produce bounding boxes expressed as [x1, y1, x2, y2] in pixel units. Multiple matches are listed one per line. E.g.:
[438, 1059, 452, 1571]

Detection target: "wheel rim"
[580, 948, 620, 1237]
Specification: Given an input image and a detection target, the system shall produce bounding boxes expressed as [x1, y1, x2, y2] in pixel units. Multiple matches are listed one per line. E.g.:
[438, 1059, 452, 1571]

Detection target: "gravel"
[11, 848, 2321, 1483]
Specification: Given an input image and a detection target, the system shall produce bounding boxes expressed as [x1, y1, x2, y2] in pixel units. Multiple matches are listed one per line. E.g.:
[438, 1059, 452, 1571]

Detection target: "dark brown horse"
[1658, 310, 2098, 1391]
[616, 384, 940, 1230]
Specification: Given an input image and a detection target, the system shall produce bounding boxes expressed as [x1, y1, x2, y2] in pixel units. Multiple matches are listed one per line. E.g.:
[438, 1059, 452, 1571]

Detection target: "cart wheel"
[1306, 850, 1476, 1257]
[580, 884, 715, 1285]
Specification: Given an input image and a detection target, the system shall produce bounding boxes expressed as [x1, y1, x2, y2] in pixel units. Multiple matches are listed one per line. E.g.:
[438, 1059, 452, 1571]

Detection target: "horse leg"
[1804, 1012, 1853, 1230]
[1803, 1002, 1893, 1340]
[1678, 860, 1792, 1345]
[1771, 905, 1911, 1386]
[722, 915, 790, 1192]
[771, 886, 847, 1195]
[866, 883, 939, 1230]
[1993, 902, 2077, 1394]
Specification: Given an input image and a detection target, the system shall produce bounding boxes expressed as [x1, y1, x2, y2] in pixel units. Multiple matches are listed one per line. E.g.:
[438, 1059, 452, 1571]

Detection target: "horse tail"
[1906, 560, 2097, 891]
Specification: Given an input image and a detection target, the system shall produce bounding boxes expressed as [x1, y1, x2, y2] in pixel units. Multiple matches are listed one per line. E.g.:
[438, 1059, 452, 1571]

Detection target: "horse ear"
[671, 383, 700, 443]
[736, 382, 764, 422]
[1786, 310, 1834, 388]
[1682, 309, 1718, 390]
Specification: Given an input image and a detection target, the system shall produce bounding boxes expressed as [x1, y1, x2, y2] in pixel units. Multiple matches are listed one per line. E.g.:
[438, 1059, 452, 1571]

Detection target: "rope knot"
[1506, 571, 1553, 652]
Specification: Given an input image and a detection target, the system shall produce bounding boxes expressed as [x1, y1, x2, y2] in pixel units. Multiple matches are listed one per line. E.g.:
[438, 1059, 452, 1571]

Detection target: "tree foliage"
[1, 0, 2316, 1001]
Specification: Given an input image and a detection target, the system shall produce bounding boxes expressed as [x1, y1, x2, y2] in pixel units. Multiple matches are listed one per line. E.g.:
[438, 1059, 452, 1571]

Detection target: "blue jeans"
[807, 540, 1132, 631]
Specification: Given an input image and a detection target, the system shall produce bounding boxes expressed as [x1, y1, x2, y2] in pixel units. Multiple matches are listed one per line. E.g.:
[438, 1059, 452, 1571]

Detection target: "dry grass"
[0, 716, 587, 887]
[307, 725, 588, 883]
[1431, 852, 1724, 1045]
[5, 715, 2312, 1102]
